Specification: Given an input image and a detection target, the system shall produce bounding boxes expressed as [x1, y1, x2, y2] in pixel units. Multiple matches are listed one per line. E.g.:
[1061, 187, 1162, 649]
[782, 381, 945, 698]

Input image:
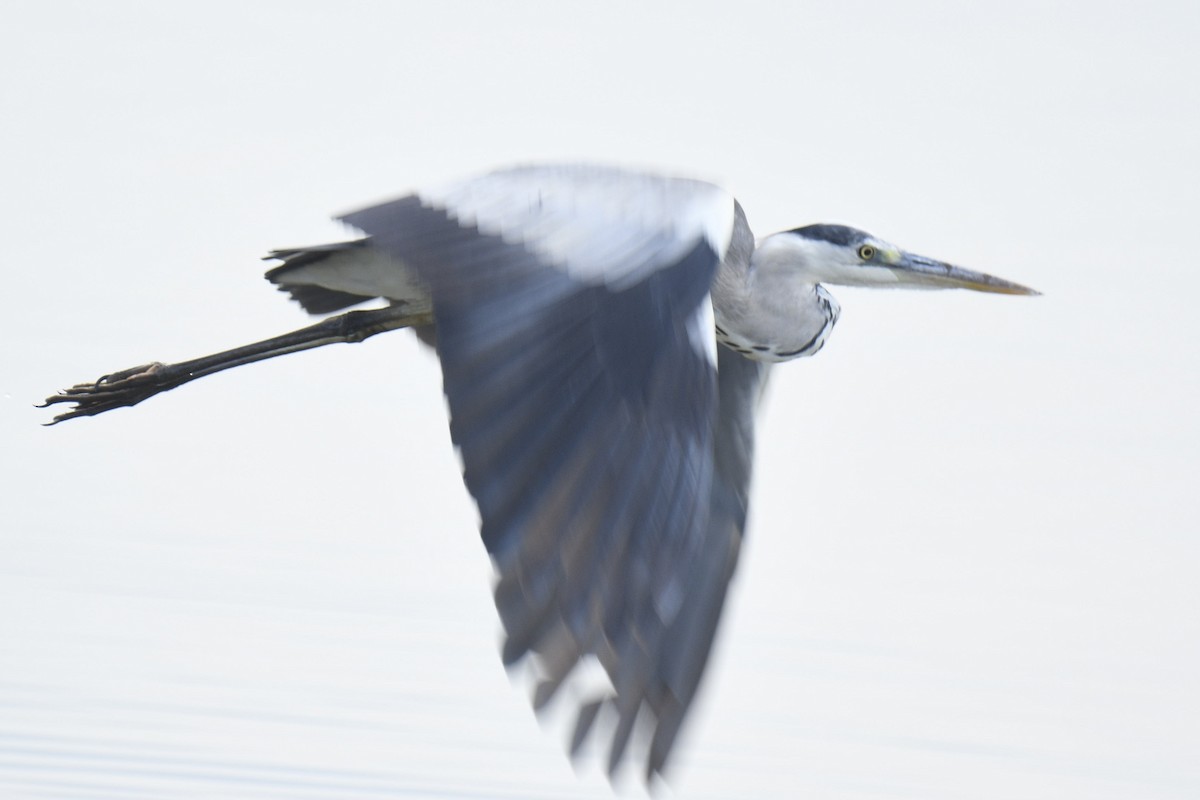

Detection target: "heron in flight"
[43, 164, 1037, 779]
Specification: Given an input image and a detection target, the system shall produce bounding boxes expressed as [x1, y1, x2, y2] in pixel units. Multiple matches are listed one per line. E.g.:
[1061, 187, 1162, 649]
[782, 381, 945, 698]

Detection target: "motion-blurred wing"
[340, 165, 744, 776]
[635, 342, 769, 775]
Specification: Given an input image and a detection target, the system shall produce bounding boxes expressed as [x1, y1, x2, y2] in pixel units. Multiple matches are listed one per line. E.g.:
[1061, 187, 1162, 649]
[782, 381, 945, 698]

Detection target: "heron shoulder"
[415, 163, 739, 291]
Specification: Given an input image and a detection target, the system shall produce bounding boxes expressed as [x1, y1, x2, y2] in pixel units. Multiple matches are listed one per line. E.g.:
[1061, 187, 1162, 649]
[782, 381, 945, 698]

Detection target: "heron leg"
[39, 303, 432, 425]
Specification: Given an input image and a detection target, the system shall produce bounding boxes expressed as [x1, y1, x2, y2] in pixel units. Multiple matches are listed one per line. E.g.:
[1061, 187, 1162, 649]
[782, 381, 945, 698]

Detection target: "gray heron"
[43, 164, 1038, 780]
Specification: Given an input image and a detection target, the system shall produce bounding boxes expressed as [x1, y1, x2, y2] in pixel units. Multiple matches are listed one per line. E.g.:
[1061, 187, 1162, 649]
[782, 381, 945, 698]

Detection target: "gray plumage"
[292, 168, 753, 777]
[43, 163, 1038, 781]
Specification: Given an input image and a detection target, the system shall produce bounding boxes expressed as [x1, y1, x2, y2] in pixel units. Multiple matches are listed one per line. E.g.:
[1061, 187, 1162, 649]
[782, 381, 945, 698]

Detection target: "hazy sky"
[3, 2, 1198, 798]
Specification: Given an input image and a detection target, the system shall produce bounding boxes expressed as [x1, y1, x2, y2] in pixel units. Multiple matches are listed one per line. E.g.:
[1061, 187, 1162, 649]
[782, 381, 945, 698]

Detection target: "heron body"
[44, 163, 1037, 780]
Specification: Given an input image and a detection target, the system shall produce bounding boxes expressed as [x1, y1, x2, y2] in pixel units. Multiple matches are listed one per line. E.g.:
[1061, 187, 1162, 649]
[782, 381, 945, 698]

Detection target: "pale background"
[2, 1, 1197, 798]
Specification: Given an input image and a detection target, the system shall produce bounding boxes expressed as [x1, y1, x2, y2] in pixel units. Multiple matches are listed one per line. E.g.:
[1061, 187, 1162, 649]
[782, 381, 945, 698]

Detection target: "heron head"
[755, 224, 1039, 295]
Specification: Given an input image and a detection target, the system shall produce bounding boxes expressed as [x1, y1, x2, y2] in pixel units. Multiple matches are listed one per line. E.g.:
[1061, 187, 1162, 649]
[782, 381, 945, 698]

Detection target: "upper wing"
[340, 164, 748, 776]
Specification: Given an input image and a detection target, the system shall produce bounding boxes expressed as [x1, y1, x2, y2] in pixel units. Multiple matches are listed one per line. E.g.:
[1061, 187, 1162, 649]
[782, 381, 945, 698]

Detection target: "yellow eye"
[857, 244, 876, 261]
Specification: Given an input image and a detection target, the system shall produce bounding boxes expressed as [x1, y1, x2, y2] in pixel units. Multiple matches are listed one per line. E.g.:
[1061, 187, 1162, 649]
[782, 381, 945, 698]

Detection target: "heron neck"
[710, 252, 841, 363]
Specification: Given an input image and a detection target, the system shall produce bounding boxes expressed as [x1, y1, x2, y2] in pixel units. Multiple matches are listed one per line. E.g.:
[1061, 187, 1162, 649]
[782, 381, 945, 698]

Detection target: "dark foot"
[39, 362, 181, 424]
[39, 304, 429, 425]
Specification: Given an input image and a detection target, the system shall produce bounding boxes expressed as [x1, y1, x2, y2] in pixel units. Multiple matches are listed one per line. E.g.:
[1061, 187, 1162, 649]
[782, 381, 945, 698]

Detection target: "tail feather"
[264, 239, 429, 315]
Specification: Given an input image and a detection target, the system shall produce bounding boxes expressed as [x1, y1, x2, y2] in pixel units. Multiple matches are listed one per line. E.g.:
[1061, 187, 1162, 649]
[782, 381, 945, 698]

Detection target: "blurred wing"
[636, 342, 770, 776]
[340, 164, 744, 775]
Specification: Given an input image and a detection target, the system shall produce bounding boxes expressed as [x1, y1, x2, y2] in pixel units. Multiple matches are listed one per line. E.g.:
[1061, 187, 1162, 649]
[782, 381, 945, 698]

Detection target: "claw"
[40, 363, 180, 425]
[39, 304, 428, 425]
[96, 362, 168, 386]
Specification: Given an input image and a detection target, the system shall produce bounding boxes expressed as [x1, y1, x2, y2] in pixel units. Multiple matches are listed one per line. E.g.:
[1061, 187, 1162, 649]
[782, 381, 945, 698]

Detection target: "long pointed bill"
[895, 253, 1040, 295]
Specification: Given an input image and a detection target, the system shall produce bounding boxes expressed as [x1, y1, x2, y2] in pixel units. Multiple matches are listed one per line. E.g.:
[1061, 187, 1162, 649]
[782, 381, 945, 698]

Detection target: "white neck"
[710, 236, 842, 362]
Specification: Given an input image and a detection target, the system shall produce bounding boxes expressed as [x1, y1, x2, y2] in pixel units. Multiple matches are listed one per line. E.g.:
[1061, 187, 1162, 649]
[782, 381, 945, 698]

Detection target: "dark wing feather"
[644, 343, 768, 775]
[340, 168, 755, 777]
